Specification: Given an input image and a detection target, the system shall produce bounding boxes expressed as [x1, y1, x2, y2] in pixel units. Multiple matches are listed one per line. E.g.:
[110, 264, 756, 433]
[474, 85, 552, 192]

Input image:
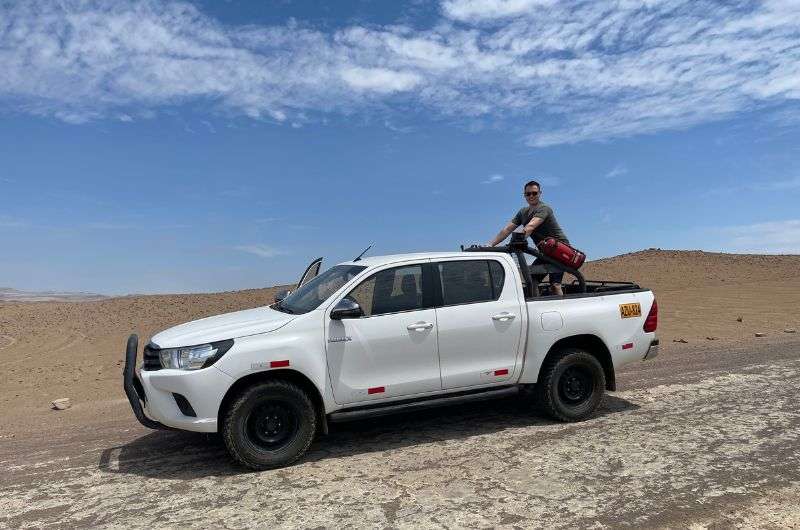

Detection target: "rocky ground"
[2, 339, 799, 528]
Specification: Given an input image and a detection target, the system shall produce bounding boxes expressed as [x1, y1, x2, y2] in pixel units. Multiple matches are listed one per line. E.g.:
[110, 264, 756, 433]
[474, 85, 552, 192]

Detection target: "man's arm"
[488, 222, 518, 246]
[522, 217, 545, 239]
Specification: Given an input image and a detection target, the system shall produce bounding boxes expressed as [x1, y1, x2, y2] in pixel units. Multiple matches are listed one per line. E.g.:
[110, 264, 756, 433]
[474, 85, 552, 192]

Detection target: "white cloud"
[384, 120, 415, 133]
[721, 220, 800, 254]
[706, 175, 800, 196]
[1, 0, 799, 146]
[0, 216, 26, 228]
[482, 174, 504, 184]
[751, 176, 800, 191]
[235, 244, 290, 258]
[340, 67, 421, 93]
[605, 164, 628, 179]
[442, 0, 557, 22]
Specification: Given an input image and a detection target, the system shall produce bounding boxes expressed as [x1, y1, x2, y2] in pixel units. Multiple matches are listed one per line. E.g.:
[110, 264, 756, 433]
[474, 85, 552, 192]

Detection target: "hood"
[150, 306, 295, 348]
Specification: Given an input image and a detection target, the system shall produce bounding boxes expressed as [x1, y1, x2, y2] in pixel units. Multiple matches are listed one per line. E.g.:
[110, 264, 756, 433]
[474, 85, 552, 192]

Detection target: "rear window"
[438, 260, 504, 306]
[489, 260, 505, 296]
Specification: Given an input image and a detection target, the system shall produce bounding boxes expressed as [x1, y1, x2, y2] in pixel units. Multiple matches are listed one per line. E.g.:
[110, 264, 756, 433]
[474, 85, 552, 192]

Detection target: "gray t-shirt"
[512, 202, 569, 245]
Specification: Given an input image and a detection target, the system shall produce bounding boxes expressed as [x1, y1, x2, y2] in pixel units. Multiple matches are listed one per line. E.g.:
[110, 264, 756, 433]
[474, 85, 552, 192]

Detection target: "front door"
[296, 257, 323, 288]
[434, 259, 524, 389]
[325, 263, 441, 404]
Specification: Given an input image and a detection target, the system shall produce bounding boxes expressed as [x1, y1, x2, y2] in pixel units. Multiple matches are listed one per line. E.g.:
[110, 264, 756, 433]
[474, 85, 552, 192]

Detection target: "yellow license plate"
[620, 303, 642, 318]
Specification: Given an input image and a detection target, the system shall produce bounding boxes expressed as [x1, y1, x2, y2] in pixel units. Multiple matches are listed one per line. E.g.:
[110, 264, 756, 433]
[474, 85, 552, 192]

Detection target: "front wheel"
[222, 380, 316, 470]
[536, 348, 606, 422]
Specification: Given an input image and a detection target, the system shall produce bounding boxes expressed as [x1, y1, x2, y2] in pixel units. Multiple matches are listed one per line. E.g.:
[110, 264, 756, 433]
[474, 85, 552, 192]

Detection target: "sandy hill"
[582, 249, 799, 349]
[582, 249, 800, 292]
[1, 250, 798, 427]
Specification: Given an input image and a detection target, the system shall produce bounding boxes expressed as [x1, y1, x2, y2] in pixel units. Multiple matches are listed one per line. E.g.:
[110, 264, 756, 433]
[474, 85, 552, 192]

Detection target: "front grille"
[142, 343, 162, 371]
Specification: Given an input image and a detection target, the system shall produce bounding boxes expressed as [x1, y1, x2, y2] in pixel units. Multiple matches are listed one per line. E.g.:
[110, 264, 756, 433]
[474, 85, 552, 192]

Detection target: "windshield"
[278, 265, 366, 315]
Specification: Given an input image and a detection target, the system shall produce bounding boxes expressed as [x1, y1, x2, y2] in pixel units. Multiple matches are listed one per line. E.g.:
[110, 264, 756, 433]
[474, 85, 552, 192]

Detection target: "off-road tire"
[222, 380, 316, 470]
[536, 348, 606, 422]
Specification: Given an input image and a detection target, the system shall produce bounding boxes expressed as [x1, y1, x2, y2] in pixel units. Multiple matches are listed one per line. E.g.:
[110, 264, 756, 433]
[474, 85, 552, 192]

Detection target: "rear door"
[434, 258, 524, 389]
[325, 262, 441, 404]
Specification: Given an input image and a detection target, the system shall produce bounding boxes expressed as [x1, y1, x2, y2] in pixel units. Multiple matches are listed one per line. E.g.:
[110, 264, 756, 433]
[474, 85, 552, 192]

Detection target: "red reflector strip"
[270, 360, 290, 368]
[494, 369, 509, 376]
[622, 343, 634, 350]
[368, 386, 385, 395]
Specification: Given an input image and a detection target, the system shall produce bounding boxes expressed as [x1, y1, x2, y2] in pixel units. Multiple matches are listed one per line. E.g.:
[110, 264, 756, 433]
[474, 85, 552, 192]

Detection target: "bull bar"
[123, 334, 171, 430]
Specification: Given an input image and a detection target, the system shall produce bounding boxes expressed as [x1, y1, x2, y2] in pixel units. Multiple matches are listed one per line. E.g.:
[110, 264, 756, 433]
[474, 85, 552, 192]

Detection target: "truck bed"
[519, 285, 657, 385]
[527, 279, 645, 300]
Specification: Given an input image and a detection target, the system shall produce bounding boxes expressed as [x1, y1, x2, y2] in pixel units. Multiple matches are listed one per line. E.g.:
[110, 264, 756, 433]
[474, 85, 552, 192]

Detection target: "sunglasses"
[524, 191, 540, 197]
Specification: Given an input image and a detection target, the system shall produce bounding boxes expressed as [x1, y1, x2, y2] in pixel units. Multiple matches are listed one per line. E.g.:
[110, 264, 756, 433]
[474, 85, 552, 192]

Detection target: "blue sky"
[1, 0, 799, 295]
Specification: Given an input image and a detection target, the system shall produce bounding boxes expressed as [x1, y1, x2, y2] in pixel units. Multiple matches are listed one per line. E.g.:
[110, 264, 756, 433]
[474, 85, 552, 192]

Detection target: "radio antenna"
[353, 243, 374, 262]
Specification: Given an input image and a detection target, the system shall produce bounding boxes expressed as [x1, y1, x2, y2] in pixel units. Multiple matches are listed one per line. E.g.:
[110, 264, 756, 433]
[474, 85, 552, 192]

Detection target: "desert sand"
[1, 249, 798, 432]
[2, 249, 800, 528]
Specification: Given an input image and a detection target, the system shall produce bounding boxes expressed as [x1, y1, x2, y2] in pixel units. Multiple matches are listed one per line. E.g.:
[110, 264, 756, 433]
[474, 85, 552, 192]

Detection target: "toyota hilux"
[123, 240, 658, 470]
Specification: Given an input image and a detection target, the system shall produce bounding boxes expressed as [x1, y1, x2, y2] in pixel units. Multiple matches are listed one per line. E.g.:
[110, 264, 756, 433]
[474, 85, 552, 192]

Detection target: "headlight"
[158, 339, 234, 370]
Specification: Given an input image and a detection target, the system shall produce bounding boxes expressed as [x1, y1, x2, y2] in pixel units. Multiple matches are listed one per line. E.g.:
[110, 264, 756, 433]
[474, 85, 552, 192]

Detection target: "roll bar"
[461, 233, 586, 297]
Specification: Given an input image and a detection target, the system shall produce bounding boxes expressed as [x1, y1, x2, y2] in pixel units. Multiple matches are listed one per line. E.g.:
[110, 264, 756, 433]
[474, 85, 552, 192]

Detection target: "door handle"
[407, 322, 434, 331]
[491, 312, 516, 322]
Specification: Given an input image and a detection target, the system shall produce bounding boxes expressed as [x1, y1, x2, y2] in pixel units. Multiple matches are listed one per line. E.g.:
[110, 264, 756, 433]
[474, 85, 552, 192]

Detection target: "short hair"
[524, 180, 541, 190]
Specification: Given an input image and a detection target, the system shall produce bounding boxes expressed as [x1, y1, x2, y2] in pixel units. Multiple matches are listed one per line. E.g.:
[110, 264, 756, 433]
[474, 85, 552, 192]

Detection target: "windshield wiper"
[274, 301, 294, 314]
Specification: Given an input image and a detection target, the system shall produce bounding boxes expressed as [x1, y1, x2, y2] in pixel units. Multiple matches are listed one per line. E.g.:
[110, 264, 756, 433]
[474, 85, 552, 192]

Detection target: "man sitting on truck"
[488, 180, 571, 296]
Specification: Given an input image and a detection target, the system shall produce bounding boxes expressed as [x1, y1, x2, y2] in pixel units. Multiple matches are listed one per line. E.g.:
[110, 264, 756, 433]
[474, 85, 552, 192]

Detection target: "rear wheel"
[222, 380, 316, 470]
[536, 348, 606, 422]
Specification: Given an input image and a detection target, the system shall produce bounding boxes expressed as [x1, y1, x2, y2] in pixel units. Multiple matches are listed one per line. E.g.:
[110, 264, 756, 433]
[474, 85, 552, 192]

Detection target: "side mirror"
[330, 298, 363, 320]
[274, 289, 291, 303]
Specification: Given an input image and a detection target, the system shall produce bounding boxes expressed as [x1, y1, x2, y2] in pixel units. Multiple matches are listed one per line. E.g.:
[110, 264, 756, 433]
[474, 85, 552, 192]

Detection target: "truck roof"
[340, 251, 505, 267]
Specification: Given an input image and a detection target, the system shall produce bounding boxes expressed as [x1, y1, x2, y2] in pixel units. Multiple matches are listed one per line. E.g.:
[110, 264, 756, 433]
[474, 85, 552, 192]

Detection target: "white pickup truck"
[124, 242, 659, 470]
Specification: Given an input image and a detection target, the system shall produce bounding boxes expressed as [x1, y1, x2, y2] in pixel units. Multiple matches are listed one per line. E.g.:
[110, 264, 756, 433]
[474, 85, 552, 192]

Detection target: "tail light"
[643, 299, 658, 333]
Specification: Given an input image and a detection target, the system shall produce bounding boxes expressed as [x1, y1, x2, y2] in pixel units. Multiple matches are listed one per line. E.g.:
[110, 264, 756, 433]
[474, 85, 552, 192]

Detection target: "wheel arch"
[218, 369, 328, 434]
[542, 334, 615, 391]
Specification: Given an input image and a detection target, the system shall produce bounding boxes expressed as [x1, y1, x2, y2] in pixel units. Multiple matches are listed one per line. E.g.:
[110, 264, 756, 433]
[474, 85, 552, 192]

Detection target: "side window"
[439, 260, 500, 306]
[346, 265, 424, 316]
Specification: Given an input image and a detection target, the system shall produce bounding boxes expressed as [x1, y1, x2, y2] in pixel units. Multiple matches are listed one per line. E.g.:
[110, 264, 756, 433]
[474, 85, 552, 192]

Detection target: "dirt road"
[2, 339, 799, 529]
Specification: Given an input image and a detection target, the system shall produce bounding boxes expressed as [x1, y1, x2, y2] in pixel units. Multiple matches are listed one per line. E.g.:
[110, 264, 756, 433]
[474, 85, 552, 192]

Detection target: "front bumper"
[643, 338, 660, 360]
[123, 334, 234, 433]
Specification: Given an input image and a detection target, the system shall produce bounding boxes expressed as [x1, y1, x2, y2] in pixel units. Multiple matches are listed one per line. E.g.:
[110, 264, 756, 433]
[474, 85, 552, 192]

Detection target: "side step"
[328, 385, 520, 423]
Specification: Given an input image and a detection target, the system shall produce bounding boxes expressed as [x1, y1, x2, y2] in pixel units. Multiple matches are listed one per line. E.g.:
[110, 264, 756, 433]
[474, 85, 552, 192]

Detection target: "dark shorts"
[532, 258, 564, 285]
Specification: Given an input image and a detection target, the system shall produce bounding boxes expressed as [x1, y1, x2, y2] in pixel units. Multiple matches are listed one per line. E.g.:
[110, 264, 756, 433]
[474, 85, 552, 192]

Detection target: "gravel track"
[2, 339, 799, 529]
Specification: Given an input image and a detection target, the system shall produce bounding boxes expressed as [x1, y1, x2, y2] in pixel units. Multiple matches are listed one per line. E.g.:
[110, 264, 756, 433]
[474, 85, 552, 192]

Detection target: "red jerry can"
[537, 238, 586, 269]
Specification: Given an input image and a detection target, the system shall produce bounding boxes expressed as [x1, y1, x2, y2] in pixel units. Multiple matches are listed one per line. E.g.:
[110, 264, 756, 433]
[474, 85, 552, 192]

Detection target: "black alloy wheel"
[223, 380, 316, 470]
[558, 366, 595, 405]
[245, 401, 300, 451]
[536, 347, 606, 422]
